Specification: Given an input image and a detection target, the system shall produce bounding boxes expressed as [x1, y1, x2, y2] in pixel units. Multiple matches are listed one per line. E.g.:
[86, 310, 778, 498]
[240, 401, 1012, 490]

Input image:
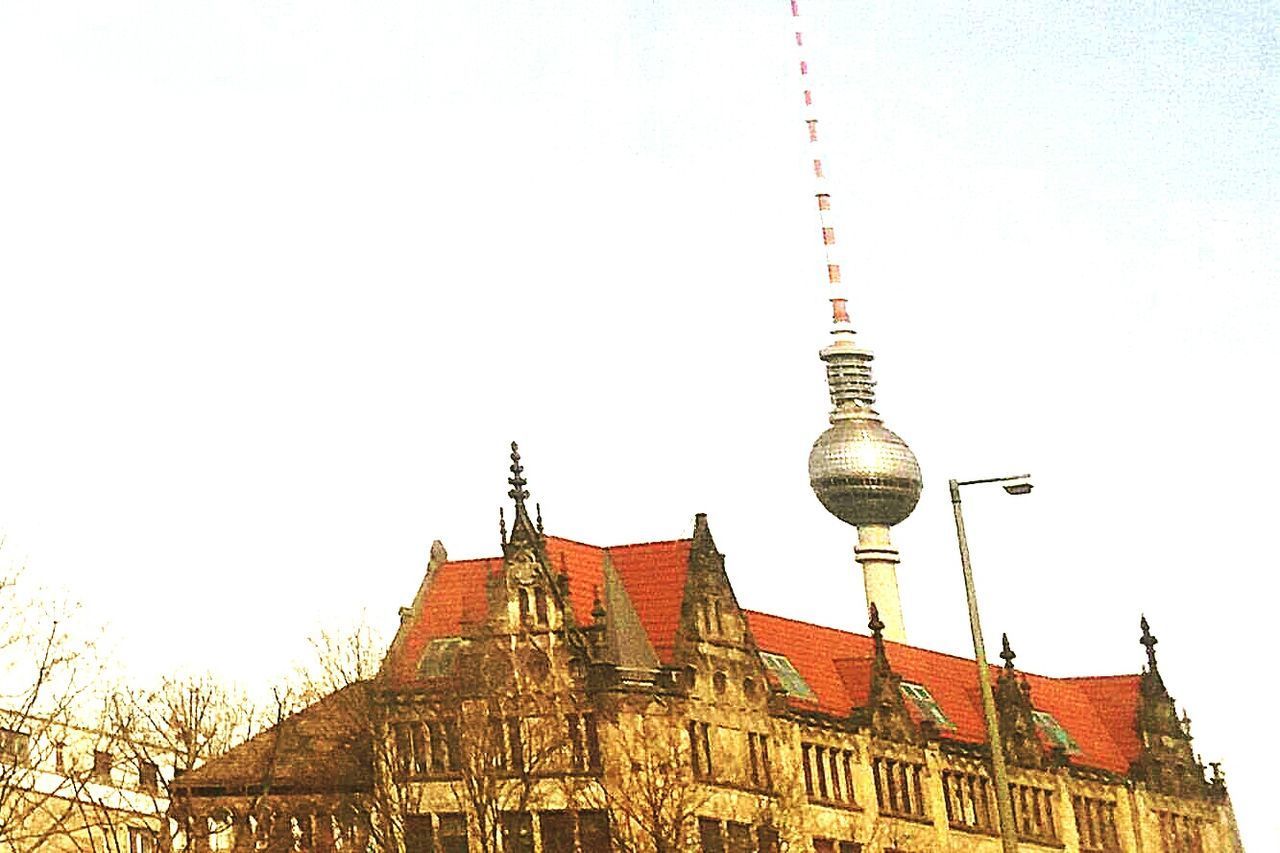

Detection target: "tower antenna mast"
[790, 1, 923, 642]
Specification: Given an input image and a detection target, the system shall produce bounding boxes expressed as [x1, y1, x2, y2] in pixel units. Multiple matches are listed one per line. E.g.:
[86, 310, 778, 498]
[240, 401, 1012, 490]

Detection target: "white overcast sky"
[1, 0, 1276, 846]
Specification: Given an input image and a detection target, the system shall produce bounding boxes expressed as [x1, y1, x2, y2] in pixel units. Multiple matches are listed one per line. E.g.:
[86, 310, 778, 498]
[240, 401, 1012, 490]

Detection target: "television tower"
[789, 1, 922, 642]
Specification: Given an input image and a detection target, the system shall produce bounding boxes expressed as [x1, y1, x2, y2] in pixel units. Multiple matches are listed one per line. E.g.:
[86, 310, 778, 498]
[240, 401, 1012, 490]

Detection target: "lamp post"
[949, 474, 1032, 853]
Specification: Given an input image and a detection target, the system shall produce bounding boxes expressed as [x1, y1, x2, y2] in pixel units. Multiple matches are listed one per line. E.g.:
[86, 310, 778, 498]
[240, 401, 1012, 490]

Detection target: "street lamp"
[949, 474, 1032, 853]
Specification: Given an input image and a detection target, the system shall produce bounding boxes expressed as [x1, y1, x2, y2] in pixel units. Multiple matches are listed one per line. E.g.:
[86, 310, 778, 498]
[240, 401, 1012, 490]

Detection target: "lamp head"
[1002, 477, 1033, 496]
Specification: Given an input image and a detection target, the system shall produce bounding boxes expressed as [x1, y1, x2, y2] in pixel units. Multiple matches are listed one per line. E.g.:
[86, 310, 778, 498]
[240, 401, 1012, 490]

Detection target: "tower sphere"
[809, 419, 923, 527]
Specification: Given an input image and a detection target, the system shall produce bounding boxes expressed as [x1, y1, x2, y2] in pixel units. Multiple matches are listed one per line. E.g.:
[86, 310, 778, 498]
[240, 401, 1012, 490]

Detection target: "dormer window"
[1033, 710, 1081, 755]
[759, 651, 817, 700]
[900, 682, 955, 730]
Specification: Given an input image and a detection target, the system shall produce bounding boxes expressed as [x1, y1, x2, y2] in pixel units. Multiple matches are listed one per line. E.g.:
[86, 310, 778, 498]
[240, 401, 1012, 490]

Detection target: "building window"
[438, 813, 468, 853]
[0, 729, 30, 766]
[489, 717, 523, 771]
[942, 769, 995, 832]
[872, 756, 927, 819]
[418, 637, 464, 678]
[92, 749, 113, 783]
[138, 759, 159, 794]
[567, 713, 601, 773]
[403, 815, 434, 853]
[1073, 795, 1120, 852]
[540, 811, 574, 851]
[757, 826, 780, 853]
[758, 651, 817, 700]
[1033, 710, 1081, 755]
[501, 812, 534, 853]
[128, 827, 157, 853]
[688, 721, 713, 780]
[813, 841, 861, 853]
[724, 822, 753, 853]
[698, 817, 725, 853]
[579, 810, 611, 851]
[394, 722, 430, 778]
[746, 732, 772, 790]
[899, 682, 955, 730]
[1009, 783, 1058, 843]
[802, 742, 856, 805]
[534, 588, 549, 624]
[1156, 810, 1203, 853]
[539, 810, 611, 852]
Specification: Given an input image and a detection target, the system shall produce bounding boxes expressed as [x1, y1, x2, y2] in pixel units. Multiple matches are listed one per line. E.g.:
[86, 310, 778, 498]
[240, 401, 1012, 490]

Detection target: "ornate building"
[169, 446, 1242, 852]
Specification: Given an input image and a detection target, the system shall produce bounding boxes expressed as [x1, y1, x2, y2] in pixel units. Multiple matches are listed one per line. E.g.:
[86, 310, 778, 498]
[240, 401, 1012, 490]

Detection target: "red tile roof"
[383, 532, 1141, 776]
[385, 537, 691, 682]
[745, 610, 1138, 775]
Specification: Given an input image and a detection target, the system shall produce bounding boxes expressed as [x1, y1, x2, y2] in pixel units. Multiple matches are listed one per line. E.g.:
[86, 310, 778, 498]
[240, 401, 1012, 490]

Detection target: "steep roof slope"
[172, 683, 373, 795]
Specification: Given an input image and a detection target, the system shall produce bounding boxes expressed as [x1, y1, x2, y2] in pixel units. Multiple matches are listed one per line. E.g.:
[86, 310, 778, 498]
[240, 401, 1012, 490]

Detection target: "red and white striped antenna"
[789, 0, 853, 335]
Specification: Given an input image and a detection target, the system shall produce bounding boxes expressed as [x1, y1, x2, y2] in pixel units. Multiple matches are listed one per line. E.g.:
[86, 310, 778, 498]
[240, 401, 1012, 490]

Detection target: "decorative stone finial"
[868, 602, 885, 636]
[1000, 633, 1016, 671]
[868, 602, 887, 664]
[591, 586, 606, 623]
[1140, 614, 1159, 672]
[508, 441, 529, 505]
[499, 507, 507, 544]
[536, 502, 544, 536]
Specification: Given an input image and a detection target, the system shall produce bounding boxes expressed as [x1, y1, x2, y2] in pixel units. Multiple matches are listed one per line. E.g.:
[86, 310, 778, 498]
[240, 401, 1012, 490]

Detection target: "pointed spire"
[1140, 614, 1159, 672]
[591, 586, 606, 623]
[1000, 633, 1017, 671]
[508, 441, 529, 506]
[536, 502, 544, 537]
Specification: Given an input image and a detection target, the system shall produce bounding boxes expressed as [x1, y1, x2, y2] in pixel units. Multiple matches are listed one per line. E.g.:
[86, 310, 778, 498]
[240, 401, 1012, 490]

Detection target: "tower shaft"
[791, 1, 922, 638]
[856, 525, 905, 642]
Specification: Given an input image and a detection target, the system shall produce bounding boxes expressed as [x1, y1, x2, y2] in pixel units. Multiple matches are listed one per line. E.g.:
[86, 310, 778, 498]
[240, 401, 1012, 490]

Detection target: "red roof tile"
[382, 533, 1142, 776]
[745, 610, 1138, 775]
[385, 537, 691, 682]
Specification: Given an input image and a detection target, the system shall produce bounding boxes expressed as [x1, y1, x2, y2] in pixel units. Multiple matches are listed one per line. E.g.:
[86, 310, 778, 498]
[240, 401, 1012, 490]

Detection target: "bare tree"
[105, 673, 264, 850]
[573, 704, 709, 853]
[440, 633, 581, 853]
[0, 558, 105, 852]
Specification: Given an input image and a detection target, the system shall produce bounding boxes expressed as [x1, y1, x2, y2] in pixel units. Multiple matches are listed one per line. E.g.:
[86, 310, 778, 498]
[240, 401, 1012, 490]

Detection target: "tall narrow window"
[0, 729, 30, 767]
[438, 813, 468, 853]
[138, 759, 159, 794]
[688, 721, 712, 780]
[403, 816, 434, 853]
[534, 588, 549, 624]
[725, 822, 752, 853]
[540, 812, 573, 851]
[92, 750, 112, 783]
[579, 811, 611, 851]
[697, 818, 725, 853]
[444, 718, 461, 771]
[500, 812, 533, 853]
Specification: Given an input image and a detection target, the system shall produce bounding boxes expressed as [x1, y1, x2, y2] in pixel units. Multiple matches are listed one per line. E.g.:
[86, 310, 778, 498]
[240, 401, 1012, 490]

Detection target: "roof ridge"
[604, 537, 692, 550]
